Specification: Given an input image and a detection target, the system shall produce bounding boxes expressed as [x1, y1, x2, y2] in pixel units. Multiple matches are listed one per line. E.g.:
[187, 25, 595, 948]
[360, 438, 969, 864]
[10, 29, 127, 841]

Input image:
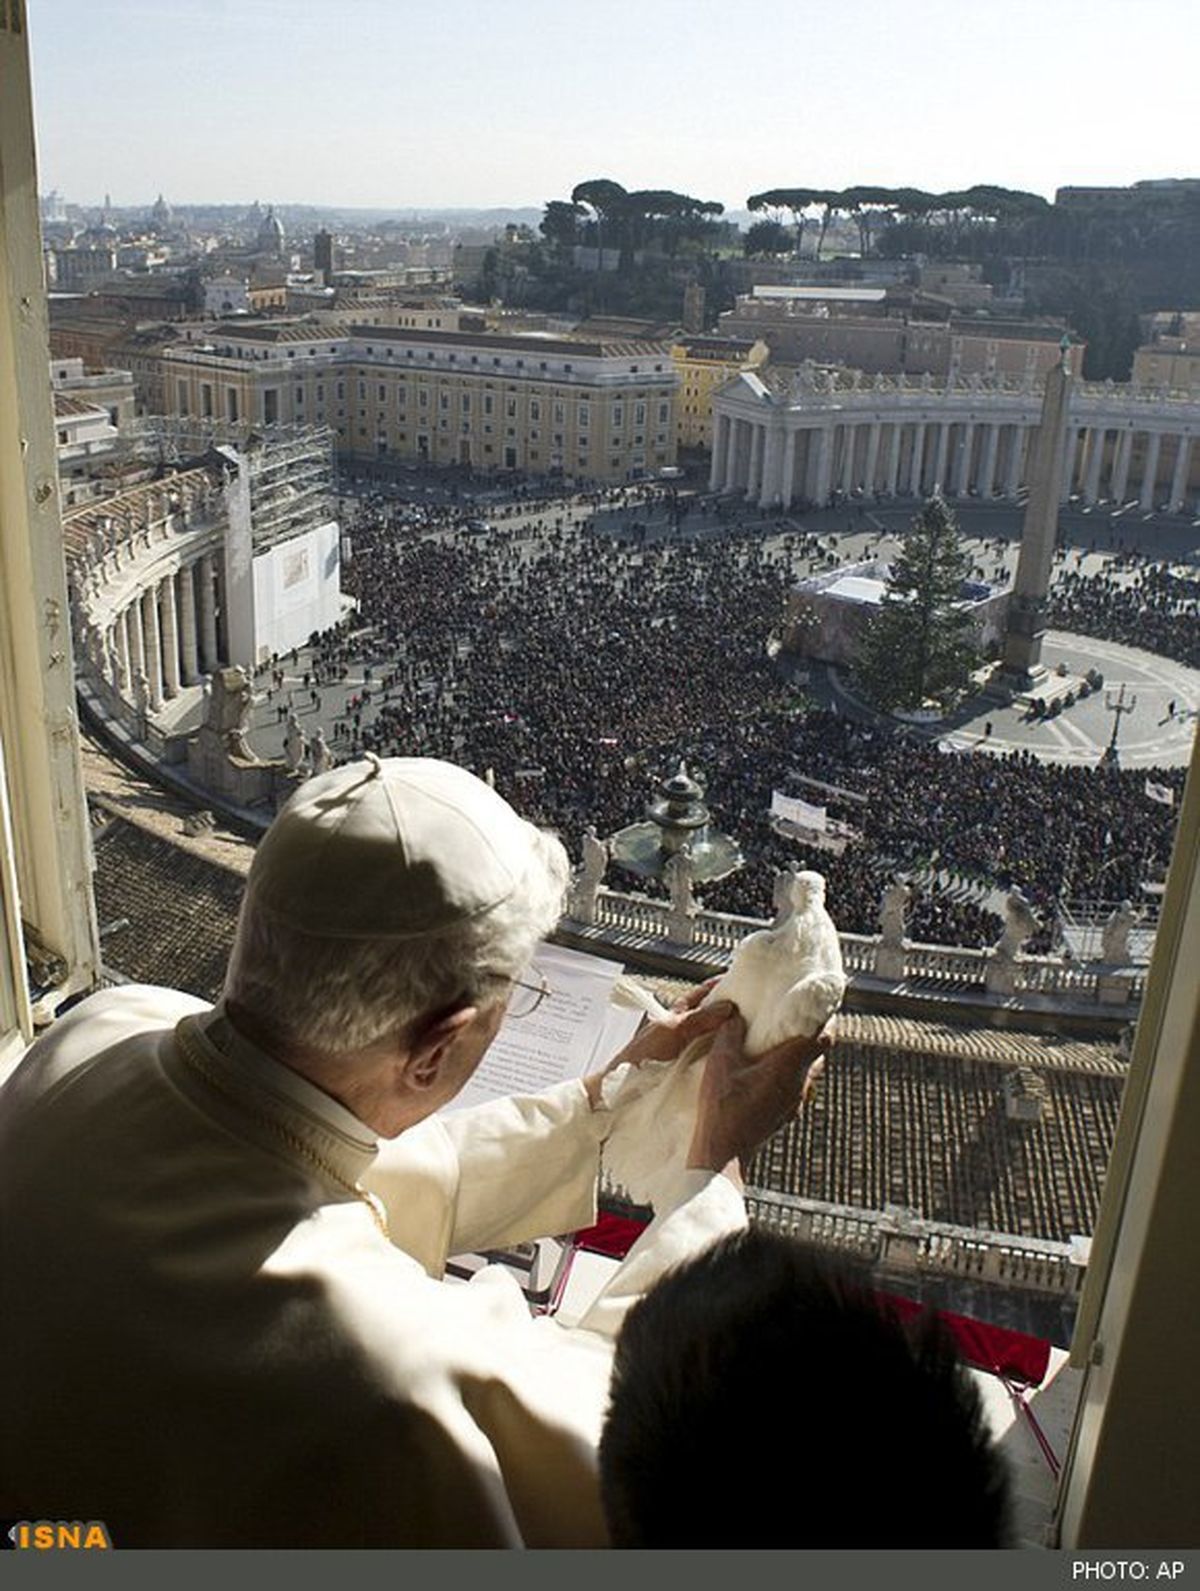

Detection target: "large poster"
[251, 521, 341, 658]
[281, 546, 310, 590]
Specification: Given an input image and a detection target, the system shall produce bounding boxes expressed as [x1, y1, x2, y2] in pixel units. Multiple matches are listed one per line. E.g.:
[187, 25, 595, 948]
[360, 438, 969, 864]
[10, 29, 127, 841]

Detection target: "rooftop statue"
[283, 709, 306, 773]
[579, 824, 609, 888]
[569, 824, 609, 924]
[878, 878, 911, 949]
[1101, 899, 1140, 966]
[308, 727, 332, 776]
[995, 888, 1039, 960]
[664, 847, 696, 920]
[204, 665, 259, 763]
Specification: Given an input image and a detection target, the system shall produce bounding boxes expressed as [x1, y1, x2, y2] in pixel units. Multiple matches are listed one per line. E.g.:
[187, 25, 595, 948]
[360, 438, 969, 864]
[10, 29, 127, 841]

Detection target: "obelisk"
[1000, 334, 1074, 687]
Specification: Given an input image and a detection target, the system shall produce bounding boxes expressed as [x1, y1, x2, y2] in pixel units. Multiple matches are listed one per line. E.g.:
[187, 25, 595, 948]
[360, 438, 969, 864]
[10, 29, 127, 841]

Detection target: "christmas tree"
[854, 495, 979, 712]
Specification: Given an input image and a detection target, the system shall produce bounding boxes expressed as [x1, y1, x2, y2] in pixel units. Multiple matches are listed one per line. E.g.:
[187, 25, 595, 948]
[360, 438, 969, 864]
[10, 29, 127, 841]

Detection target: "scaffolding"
[128, 417, 336, 554]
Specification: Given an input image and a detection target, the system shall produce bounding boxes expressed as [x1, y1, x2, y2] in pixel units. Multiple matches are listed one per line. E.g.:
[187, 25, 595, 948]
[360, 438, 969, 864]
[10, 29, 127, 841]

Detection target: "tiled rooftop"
[748, 1025, 1124, 1244]
[92, 816, 247, 1001]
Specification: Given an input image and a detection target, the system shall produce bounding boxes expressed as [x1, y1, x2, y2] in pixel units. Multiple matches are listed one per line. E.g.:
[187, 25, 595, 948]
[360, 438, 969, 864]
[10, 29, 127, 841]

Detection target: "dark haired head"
[599, 1228, 1011, 1548]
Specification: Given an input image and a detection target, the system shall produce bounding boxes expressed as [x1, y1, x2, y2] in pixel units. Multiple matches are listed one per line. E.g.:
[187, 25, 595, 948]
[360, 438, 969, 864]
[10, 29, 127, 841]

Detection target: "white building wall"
[251, 520, 341, 660]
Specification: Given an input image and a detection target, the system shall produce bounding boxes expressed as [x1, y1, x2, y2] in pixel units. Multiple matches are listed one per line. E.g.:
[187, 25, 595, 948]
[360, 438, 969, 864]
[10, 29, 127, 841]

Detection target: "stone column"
[128, 595, 146, 685]
[160, 574, 181, 698]
[142, 585, 163, 711]
[813, 424, 834, 504]
[1111, 429, 1134, 504]
[757, 429, 776, 509]
[722, 414, 737, 490]
[839, 424, 857, 494]
[932, 423, 951, 494]
[885, 424, 903, 496]
[980, 424, 1001, 496]
[709, 415, 724, 491]
[113, 612, 131, 695]
[908, 422, 927, 494]
[954, 422, 975, 496]
[747, 422, 765, 498]
[1004, 426, 1026, 500]
[780, 429, 798, 507]
[717, 417, 732, 490]
[1167, 435, 1193, 514]
[709, 415, 727, 491]
[863, 423, 881, 495]
[1084, 427, 1106, 504]
[199, 553, 219, 671]
[759, 425, 784, 507]
[723, 421, 738, 491]
[178, 562, 200, 683]
[1139, 431, 1162, 511]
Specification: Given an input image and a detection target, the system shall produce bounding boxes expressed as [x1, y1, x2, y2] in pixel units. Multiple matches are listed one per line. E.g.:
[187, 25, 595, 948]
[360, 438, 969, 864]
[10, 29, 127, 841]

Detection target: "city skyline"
[29, 0, 1199, 214]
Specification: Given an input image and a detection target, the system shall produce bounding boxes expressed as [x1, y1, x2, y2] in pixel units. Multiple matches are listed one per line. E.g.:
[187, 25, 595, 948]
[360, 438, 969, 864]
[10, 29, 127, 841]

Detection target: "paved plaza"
[154, 478, 1200, 776]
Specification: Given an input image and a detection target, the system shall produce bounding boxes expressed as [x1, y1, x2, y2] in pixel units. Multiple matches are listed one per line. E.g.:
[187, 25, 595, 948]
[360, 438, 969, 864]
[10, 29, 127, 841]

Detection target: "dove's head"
[788, 871, 826, 908]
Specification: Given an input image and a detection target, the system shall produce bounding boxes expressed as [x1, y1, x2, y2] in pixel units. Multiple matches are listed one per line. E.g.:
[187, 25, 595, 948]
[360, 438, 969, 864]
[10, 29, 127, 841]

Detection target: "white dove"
[600, 868, 845, 1205]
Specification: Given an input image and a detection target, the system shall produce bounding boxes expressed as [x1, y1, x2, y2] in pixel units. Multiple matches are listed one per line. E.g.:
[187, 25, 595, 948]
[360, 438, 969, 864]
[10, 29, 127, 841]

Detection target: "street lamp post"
[1101, 681, 1138, 767]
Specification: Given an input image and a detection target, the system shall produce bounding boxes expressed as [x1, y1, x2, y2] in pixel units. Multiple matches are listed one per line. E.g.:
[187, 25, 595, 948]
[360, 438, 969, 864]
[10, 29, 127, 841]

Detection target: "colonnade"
[711, 397, 1200, 517]
[64, 464, 231, 719]
[103, 554, 224, 710]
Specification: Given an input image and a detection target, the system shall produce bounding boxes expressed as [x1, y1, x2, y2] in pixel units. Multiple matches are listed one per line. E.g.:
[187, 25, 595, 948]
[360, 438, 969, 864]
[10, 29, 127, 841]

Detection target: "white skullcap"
[244, 755, 544, 939]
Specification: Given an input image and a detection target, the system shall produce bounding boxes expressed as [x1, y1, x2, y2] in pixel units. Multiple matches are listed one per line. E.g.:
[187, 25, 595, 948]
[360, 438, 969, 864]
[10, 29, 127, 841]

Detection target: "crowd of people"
[317, 483, 1189, 952]
[1049, 555, 1200, 669]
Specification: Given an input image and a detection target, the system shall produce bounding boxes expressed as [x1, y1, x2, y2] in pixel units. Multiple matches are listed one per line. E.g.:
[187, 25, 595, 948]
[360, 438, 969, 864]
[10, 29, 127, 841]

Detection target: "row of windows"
[206, 343, 671, 381]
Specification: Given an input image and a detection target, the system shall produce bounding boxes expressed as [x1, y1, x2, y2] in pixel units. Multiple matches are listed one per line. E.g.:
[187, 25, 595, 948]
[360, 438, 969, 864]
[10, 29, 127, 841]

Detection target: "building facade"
[719, 288, 1077, 383]
[669, 334, 768, 450]
[161, 322, 679, 481]
[1132, 336, 1200, 396]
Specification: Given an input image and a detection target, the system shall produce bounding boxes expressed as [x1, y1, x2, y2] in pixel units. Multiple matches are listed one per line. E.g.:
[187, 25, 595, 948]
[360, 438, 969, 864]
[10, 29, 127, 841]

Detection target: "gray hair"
[224, 826, 570, 1056]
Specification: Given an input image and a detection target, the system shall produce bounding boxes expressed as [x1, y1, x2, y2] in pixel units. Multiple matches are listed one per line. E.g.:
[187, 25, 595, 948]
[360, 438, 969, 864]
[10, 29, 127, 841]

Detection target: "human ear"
[406, 1005, 479, 1091]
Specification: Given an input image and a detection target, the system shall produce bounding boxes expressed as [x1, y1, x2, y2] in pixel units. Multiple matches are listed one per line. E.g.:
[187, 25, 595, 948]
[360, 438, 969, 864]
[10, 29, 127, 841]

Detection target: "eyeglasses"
[505, 972, 554, 1020]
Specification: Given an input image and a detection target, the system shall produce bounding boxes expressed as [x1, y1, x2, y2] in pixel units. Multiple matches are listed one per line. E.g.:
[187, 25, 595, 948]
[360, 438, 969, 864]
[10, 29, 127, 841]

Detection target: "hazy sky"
[28, 0, 1200, 212]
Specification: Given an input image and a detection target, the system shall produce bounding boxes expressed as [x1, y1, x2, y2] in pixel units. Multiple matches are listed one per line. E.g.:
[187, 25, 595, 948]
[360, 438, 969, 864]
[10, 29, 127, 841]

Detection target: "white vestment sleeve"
[574, 1168, 748, 1340]
[364, 1079, 605, 1272]
[439, 1079, 606, 1255]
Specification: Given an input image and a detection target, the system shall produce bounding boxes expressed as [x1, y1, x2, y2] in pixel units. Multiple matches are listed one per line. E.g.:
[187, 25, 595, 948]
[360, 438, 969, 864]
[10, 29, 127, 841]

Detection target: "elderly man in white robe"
[0, 755, 829, 1548]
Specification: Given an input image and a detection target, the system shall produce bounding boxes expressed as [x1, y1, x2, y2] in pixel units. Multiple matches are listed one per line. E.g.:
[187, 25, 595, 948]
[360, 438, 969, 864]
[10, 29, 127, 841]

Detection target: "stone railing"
[782, 364, 1200, 411]
[745, 1188, 1087, 1299]
[565, 885, 1145, 1010]
[74, 666, 183, 765]
[62, 465, 226, 589]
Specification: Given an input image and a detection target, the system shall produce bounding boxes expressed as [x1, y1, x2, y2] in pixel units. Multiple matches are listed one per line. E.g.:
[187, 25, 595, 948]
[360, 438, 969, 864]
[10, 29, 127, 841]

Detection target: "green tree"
[743, 218, 790, 257]
[540, 200, 581, 251]
[854, 496, 979, 712]
[570, 178, 629, 269]
[747, 187, 826, 257]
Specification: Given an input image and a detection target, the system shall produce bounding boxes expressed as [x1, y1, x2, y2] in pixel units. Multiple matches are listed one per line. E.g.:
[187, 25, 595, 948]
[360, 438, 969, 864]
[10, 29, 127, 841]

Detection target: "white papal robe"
[0, 984, 744, 1547]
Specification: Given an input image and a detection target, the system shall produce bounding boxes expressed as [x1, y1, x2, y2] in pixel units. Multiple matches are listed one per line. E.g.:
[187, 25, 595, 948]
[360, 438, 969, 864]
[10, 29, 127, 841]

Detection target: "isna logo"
[7, 1519, 112, 1550]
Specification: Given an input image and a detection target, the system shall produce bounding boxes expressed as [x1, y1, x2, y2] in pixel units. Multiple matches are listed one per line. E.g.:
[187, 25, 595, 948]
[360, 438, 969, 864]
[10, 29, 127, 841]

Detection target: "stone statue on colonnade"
[204, 666, 260, 764]
[568, 825, 609, 924]
[1100, 900, 1141, 966]
[994, 888, 1040, 962]
[878, 879, 911, 949]
[283, 710, 306, 773]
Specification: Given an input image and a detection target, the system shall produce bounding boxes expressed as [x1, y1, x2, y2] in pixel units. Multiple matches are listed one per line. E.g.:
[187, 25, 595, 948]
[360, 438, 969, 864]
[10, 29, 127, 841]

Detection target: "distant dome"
[257, 206, 285, 254]
[149, 193, 172, 231]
